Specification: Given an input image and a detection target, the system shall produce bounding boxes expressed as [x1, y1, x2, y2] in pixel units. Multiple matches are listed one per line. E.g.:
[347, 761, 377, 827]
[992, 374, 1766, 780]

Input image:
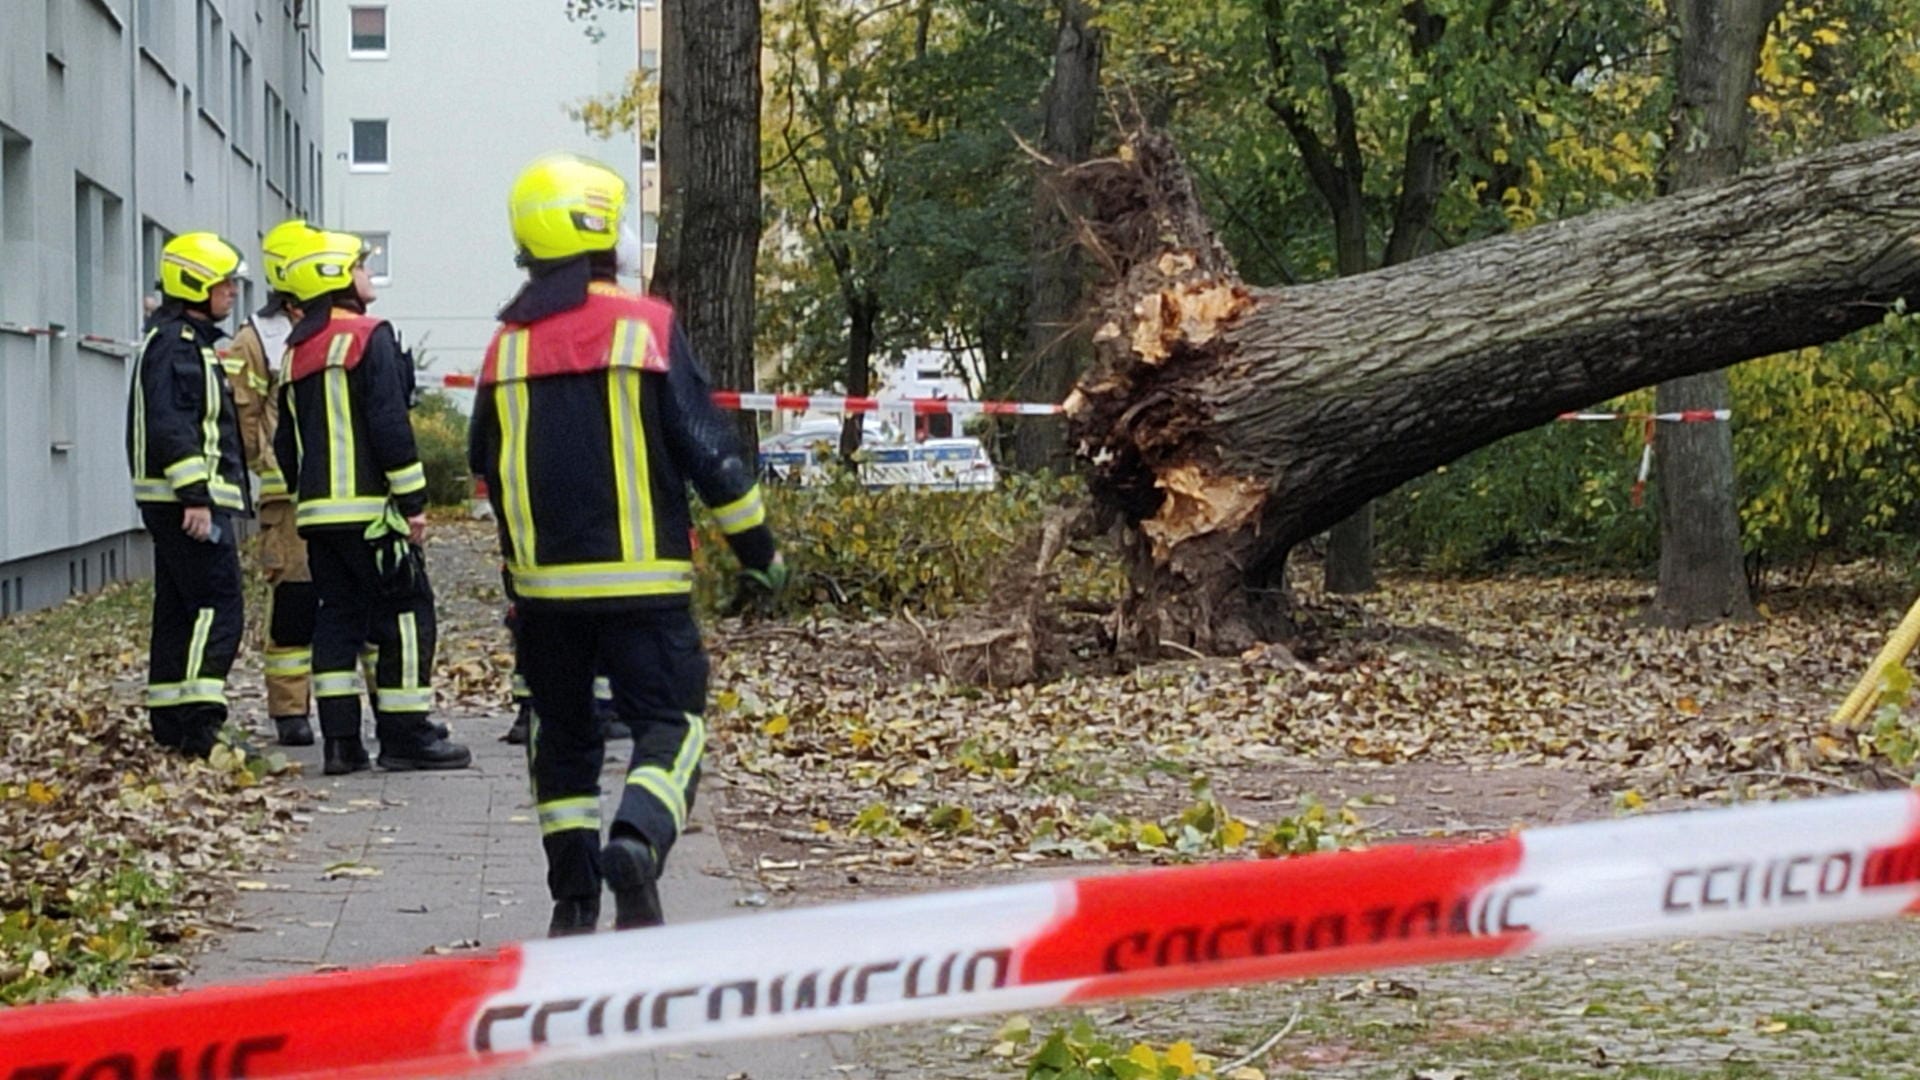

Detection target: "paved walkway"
[191, 717, 875, 1079]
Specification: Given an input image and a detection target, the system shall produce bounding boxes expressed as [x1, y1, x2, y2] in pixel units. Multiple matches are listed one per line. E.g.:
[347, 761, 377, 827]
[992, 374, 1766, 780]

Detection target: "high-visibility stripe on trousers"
[516, 606, 710, 903]
[306, 532, 439, 742]
[141, 506, 243, 757]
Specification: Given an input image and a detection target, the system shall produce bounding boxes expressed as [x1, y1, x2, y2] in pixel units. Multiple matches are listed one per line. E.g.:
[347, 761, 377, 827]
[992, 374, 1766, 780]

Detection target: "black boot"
[604, 831, 664, 930]
[502, 701, 534, 745]
[273, 715, 316, 747]
[324, 736, 372, 775]
[375, 717, 473, 771]
[548, 897, 600, 938]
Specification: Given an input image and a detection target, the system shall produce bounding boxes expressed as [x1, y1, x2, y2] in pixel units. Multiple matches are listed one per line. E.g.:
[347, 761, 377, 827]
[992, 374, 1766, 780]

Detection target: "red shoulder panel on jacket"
[287, 313, 383, 382]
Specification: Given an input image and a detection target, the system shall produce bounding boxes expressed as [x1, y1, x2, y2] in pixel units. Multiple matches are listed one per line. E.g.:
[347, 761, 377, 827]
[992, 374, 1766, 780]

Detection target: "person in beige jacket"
[221, 220, 317, 746]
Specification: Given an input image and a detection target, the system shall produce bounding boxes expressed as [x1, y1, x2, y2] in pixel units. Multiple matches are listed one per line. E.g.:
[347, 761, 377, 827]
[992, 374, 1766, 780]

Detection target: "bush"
[690, 468, 1119, 618]
[410, 392, 471, 508]
[1378, 310, 1920, 577]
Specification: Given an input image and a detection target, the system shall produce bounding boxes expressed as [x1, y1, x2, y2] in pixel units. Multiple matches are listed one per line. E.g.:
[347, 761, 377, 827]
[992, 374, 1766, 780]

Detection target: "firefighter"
[471, 154, 785, 936]
[126, 233, 253, 759]
[273, 229, 471, 776]
[222, 219, 317, 747]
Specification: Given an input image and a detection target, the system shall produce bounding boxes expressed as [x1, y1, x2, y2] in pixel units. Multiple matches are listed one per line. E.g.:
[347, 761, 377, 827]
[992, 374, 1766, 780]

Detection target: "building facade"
[0, 0, 324, 617]
[319, 0, 657, 387]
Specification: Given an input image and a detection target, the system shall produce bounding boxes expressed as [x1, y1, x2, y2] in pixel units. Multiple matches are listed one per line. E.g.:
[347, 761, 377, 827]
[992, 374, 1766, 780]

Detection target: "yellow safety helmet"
[509, 153, 628, 261]
[158, 232, 247, 303]
[260, 219, 314, 294]
[279, 230, 367, 303]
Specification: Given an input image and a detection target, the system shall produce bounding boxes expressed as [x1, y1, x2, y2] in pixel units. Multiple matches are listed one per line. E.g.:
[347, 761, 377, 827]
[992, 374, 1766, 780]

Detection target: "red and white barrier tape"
[415, 372, 1062, 417]
[1555, 409, 1733, 507]
[3, 791, 1918, 1078]
[1557, 409, 1733, 423]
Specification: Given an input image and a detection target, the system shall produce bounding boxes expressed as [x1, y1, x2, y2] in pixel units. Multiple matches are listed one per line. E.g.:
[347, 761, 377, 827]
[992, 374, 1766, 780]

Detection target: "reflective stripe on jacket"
[126, 315, 250, 513]
[275, 309, 428, 531]
[470, 283, 774, 610]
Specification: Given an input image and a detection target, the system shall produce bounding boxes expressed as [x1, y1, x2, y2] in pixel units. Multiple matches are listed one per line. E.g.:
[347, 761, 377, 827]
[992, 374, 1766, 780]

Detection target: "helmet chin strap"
[614, 220, 643, 280]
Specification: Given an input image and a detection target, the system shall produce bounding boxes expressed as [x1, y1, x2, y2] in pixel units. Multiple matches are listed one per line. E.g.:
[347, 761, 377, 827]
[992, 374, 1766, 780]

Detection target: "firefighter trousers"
[141, 506, 244, 757]
[255, 501, 315, 719]
[517, 606, 709, 903]
[306, 531, 438, 745]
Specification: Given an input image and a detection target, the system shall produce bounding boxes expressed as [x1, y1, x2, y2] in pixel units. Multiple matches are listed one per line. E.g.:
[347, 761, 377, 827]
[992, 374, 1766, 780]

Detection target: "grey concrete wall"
[0, 0, 320, 617]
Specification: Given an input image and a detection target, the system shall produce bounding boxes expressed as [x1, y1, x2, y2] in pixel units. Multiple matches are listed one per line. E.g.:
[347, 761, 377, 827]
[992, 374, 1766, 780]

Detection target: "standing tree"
[1016, 0, 1102, 472]
[567, 0, 763, 460]
[1647, 0, 1783, 626]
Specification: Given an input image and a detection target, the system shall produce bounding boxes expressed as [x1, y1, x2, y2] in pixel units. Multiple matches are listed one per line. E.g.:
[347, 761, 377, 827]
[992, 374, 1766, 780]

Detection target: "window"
[640, 49, 658, 73]
[360, 231, 390, 282]
[350, 119, 388, 170]
[640, 211, 659, 246]
[0, 129, 31, 313]
[137, 0, 168, 67]
[181, 87, 194, 177]
[141, 218, 175, 306]
[46, 0, 66, 64]
[196, 0, 225, 122]
[264, 85, 284, 189]
[73, 177, 124, 334]
[349, 6, 386, 55]
[230, 41, 252, 151]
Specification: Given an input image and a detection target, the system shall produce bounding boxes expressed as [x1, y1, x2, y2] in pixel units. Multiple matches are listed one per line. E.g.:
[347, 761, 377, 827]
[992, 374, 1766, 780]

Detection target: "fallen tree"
[1066, 127, 1920, 655]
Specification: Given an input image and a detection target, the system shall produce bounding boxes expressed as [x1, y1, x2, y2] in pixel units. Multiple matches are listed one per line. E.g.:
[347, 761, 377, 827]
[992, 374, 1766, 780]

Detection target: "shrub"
[690, 468, 1119, 618]
[410, 392, 472, 508]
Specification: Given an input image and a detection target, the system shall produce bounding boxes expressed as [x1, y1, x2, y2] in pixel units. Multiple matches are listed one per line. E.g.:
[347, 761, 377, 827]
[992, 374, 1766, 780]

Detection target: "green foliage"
[410, 392, 472, 508]
[690, 470, 1120, 619]
[1862, 663, 1918, 769]
[1379, 314, 1920, 576]
[1016, 1017, 1216, 1080]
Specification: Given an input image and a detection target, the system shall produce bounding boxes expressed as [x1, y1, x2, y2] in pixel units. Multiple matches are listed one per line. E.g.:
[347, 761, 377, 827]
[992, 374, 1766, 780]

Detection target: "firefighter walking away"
[273, 229, 471, 775]
[126, 233, 254, 759]
[472, 154, 786, 936]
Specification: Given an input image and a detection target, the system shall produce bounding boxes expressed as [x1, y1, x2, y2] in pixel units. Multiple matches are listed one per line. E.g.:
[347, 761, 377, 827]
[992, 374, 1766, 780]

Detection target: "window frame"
[359, 230, 391, 284]
[348, 118, 389, 172]
[348, 5, 388, 59]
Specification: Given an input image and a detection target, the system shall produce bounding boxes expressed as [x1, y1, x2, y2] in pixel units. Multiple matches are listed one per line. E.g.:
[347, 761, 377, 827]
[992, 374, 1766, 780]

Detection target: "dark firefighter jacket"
[469, 282, 775, 611]
[274, 309, 428, 532]
[126, 313, 251, 514]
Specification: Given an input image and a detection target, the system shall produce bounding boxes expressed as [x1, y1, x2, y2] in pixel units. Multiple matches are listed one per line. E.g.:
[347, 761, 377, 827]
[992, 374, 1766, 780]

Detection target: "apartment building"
[319, 0, 656, 385]
[0, 0, 323, 616]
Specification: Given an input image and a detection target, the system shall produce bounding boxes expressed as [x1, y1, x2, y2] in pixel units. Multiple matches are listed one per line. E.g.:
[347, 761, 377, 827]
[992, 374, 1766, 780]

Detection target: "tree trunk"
[1068, 128, 1920, 656]
[839, 289, 877, 461]
[1016, 0, 1102, 473]
[656, 0, 762, 462]
[1648, 0, 1782, 626]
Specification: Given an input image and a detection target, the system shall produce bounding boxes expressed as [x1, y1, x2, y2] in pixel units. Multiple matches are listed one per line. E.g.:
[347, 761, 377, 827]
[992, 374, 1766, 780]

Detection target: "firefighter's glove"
[728, 559, 789, 618]
[366, 507, 425, 598]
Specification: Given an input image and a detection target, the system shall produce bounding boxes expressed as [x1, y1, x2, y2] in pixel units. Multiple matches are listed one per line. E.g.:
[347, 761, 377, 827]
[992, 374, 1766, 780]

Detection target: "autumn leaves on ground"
[4, 490, 1919, 1076]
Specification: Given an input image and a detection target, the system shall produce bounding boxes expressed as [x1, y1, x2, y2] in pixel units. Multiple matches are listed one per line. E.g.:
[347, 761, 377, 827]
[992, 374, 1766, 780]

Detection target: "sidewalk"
[190, 717, 876, 1079]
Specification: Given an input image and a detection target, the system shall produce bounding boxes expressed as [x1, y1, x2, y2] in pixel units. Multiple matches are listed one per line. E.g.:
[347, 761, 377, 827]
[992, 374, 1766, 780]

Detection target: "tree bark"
[1068, 128, 1920, 656]
[1016, 0, 1102, 473]
[1647, 0, 1782, 626]
[657, 0, 762, 461]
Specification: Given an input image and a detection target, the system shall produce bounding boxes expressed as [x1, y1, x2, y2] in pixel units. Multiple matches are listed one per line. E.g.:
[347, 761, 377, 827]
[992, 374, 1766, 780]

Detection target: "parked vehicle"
[756, 419, 998, 491]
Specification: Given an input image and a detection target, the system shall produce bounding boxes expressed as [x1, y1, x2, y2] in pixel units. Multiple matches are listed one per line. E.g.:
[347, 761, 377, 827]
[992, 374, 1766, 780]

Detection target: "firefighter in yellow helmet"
[221, 219, 318, 746]
[472, 154, 785, 936]
[273, 229, 472, 776]
[125, 233, 254, 758]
